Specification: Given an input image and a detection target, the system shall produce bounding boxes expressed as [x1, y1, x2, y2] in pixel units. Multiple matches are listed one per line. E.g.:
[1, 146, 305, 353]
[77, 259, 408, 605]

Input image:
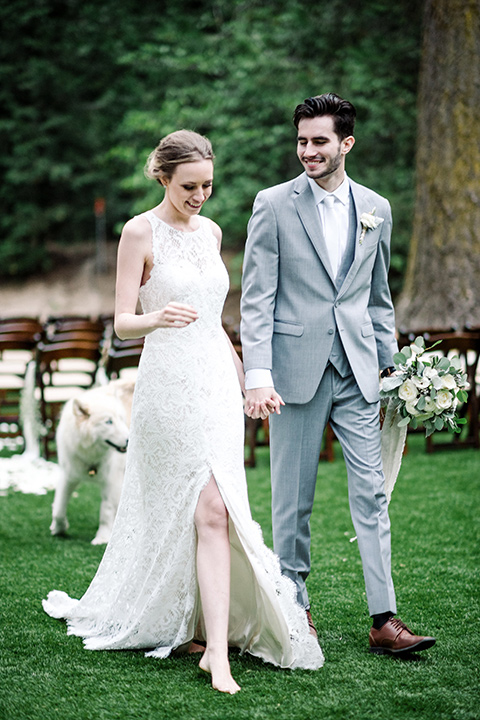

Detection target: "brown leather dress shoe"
[369, 617, 436, 656]
[306, 609, 317, 638]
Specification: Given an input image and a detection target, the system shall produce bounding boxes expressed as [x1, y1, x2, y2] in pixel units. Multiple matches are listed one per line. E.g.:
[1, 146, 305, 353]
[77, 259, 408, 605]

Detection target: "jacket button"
[328, 328, 334, 335]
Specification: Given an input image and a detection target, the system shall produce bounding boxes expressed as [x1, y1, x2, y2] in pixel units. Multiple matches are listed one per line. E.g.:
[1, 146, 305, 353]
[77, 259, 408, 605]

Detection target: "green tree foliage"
[1, 0, 422, 295]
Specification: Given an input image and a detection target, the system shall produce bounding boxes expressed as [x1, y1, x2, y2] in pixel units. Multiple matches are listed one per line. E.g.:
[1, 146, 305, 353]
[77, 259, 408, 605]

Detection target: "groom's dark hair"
[293, 93, 356, 139]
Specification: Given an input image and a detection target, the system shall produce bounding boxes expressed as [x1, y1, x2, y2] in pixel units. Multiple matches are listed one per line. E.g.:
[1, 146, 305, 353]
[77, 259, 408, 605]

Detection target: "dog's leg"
[50, 468, 79, 536]
[91, 452, 125, 545]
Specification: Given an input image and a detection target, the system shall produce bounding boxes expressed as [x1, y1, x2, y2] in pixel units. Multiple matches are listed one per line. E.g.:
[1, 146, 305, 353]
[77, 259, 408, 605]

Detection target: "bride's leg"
[194, 476, 240, 694]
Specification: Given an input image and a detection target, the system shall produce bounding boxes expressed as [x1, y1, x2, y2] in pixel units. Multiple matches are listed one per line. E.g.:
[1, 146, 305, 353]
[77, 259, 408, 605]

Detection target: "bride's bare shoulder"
[117, 215, 153, 268]
[205, 217, 222, 249]
[119, 214, 152, 252]
[121, 214, 151, 240]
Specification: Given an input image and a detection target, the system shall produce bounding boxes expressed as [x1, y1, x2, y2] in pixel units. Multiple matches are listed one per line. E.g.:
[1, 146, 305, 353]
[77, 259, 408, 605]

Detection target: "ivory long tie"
[322, 194, 341, 278]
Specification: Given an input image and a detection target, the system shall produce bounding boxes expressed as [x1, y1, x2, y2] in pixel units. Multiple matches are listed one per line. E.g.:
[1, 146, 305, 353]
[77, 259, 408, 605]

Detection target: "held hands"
[154, 302, 198, 329]
[244, 388, 285, 420]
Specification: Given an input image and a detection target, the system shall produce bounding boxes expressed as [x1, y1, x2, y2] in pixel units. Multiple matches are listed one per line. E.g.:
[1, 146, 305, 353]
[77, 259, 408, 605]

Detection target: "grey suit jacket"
[240, 173, 398, 405]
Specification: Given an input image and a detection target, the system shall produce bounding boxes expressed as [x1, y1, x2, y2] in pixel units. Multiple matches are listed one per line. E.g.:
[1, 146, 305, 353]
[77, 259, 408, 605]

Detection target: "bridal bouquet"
[380, 336, 469, 437]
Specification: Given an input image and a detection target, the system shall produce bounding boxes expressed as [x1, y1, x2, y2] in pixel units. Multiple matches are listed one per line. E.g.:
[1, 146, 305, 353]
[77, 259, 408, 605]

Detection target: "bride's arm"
[207, 218, 246, 394]
[223, 330, 245, 395]
[114, 216, 198, 340]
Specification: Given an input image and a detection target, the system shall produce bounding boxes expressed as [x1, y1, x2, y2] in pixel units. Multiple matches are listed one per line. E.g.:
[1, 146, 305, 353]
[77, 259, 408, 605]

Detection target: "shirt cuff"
[244, 368, 274, 390]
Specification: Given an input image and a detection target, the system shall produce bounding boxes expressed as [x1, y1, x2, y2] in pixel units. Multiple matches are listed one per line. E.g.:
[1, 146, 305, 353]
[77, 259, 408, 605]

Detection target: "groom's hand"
[244, 388, 285, 420]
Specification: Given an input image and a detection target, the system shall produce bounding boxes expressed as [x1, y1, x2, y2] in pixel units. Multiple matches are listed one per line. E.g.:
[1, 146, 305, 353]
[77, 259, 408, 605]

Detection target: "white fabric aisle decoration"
[380, 401, 409, 504]
[0, 360, 61, 495]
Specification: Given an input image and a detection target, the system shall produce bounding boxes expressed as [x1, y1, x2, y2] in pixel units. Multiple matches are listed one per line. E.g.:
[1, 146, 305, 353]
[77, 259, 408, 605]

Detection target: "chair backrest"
[104, 347, 143, 379]
[35, 339, 103, 459]
[0, 316, 42, 330]
[36, 340, 101, 381]
[43, 317, 104, 343]
[0, 334, 40, 352]
[0, 318, 43, 352]
[421, 331, 480, 355]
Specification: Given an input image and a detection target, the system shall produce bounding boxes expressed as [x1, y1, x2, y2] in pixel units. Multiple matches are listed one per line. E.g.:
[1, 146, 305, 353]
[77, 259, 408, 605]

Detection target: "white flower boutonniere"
[359, 207, 384, 244]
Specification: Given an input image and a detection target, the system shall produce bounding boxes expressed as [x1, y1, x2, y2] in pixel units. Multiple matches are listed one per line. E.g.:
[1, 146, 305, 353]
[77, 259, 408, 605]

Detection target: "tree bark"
[395, 0, 480, 331]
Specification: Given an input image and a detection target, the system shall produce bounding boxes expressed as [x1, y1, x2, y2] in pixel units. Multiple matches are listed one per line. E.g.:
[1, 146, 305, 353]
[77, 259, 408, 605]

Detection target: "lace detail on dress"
[42, 211, 324, 670]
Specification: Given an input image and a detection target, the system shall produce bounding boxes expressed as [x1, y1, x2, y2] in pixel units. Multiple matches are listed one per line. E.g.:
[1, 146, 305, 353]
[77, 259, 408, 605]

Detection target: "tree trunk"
[395, 0, 480, 331]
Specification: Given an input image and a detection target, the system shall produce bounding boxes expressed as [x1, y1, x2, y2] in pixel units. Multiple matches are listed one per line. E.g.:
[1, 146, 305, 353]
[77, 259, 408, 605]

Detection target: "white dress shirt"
[244, 175, 351, 391]
[307, 174, 350, 278]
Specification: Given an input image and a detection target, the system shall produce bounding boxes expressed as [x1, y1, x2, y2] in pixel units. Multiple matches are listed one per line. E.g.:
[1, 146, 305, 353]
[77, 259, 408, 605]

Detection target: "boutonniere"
[359, 208, 384, 244]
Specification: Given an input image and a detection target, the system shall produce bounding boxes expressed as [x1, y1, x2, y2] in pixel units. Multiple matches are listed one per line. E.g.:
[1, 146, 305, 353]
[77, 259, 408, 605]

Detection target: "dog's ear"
[72, 398, 90, 419]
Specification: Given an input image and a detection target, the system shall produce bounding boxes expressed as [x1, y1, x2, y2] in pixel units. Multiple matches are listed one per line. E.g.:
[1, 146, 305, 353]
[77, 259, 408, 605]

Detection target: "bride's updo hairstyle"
[145, 130, 214, 184]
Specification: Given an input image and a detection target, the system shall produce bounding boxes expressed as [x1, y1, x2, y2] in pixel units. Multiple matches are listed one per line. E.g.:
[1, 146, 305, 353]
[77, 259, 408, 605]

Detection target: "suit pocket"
[273, 320, 304, 337]
[361, 322, 374, 338]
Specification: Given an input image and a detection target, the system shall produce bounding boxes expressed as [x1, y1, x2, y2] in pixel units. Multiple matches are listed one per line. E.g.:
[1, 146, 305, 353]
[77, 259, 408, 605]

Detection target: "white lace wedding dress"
[43, 212, 324, 670]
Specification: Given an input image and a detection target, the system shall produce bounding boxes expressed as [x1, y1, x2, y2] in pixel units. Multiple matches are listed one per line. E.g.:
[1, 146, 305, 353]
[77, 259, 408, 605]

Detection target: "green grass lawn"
[0, 435, 478, 720]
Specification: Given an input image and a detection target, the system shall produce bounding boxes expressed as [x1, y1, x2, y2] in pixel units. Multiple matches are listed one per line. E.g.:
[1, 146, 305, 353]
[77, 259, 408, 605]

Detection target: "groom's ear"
[341, 135, 355, 156]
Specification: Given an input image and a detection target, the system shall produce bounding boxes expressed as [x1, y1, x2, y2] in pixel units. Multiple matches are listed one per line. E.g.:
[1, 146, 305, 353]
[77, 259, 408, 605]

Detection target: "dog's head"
[72, 395, 129, 453]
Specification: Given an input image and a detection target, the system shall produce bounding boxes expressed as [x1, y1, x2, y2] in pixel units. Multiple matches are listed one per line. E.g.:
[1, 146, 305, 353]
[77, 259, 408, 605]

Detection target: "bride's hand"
[244, 388, 284, 420]
[153, 302, 198, 329]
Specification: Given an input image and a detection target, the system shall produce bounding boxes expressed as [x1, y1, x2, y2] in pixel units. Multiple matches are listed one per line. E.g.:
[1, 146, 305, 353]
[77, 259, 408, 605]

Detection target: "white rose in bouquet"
[398, 379, 418, 402]
[405, 401, 420, 416]
[435, 389, 453, 411]
[423, 397, 437, 413]
[441, 373, 457, 390]
[412, 374, 430, 389]
[416, 401, 436, 421]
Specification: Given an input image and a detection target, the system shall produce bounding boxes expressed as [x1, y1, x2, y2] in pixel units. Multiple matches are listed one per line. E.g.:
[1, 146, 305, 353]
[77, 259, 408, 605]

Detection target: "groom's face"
[296, 116, 354, 184]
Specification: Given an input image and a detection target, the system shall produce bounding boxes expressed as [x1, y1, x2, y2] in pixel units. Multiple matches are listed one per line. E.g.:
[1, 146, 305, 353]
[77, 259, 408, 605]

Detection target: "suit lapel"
[336, 181, 373, 298]
[293, 174, 336, 286]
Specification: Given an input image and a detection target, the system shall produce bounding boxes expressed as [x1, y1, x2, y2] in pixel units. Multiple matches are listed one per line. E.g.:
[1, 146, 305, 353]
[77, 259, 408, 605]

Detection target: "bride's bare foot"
[199, 648, 241, 694]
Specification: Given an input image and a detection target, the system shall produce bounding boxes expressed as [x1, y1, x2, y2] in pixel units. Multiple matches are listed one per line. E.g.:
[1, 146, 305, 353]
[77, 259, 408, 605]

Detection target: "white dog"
[50, 379, 134, 544]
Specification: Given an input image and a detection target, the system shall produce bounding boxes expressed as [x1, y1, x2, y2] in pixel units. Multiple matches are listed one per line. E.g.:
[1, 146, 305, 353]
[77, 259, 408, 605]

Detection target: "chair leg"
[245, 416, 257, 468]
[319, 423, 335, 462]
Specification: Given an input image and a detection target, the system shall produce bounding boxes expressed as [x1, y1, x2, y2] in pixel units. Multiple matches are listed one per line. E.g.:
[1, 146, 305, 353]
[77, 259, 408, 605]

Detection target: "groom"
[240, 93, 435, 655]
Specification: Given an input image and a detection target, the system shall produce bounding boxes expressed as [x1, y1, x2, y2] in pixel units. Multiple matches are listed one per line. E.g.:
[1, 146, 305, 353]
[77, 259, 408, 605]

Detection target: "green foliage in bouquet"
[380, 336, 469, 437]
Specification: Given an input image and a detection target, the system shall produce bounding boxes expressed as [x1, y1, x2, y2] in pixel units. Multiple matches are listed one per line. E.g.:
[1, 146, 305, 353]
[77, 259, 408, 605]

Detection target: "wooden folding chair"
[0, 317, 43, 452]
[103, 341, 144, 381]
[421, 331, 480, 452]
[35, 339, 102, 459]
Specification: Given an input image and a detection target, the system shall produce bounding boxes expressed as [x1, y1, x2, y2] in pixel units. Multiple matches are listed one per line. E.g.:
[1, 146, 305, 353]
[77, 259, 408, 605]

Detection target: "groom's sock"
[371, 611, 394, 630]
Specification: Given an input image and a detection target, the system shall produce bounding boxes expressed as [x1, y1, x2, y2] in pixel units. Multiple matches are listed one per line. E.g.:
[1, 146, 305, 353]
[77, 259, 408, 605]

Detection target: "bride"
[43, 130, 324, 694]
